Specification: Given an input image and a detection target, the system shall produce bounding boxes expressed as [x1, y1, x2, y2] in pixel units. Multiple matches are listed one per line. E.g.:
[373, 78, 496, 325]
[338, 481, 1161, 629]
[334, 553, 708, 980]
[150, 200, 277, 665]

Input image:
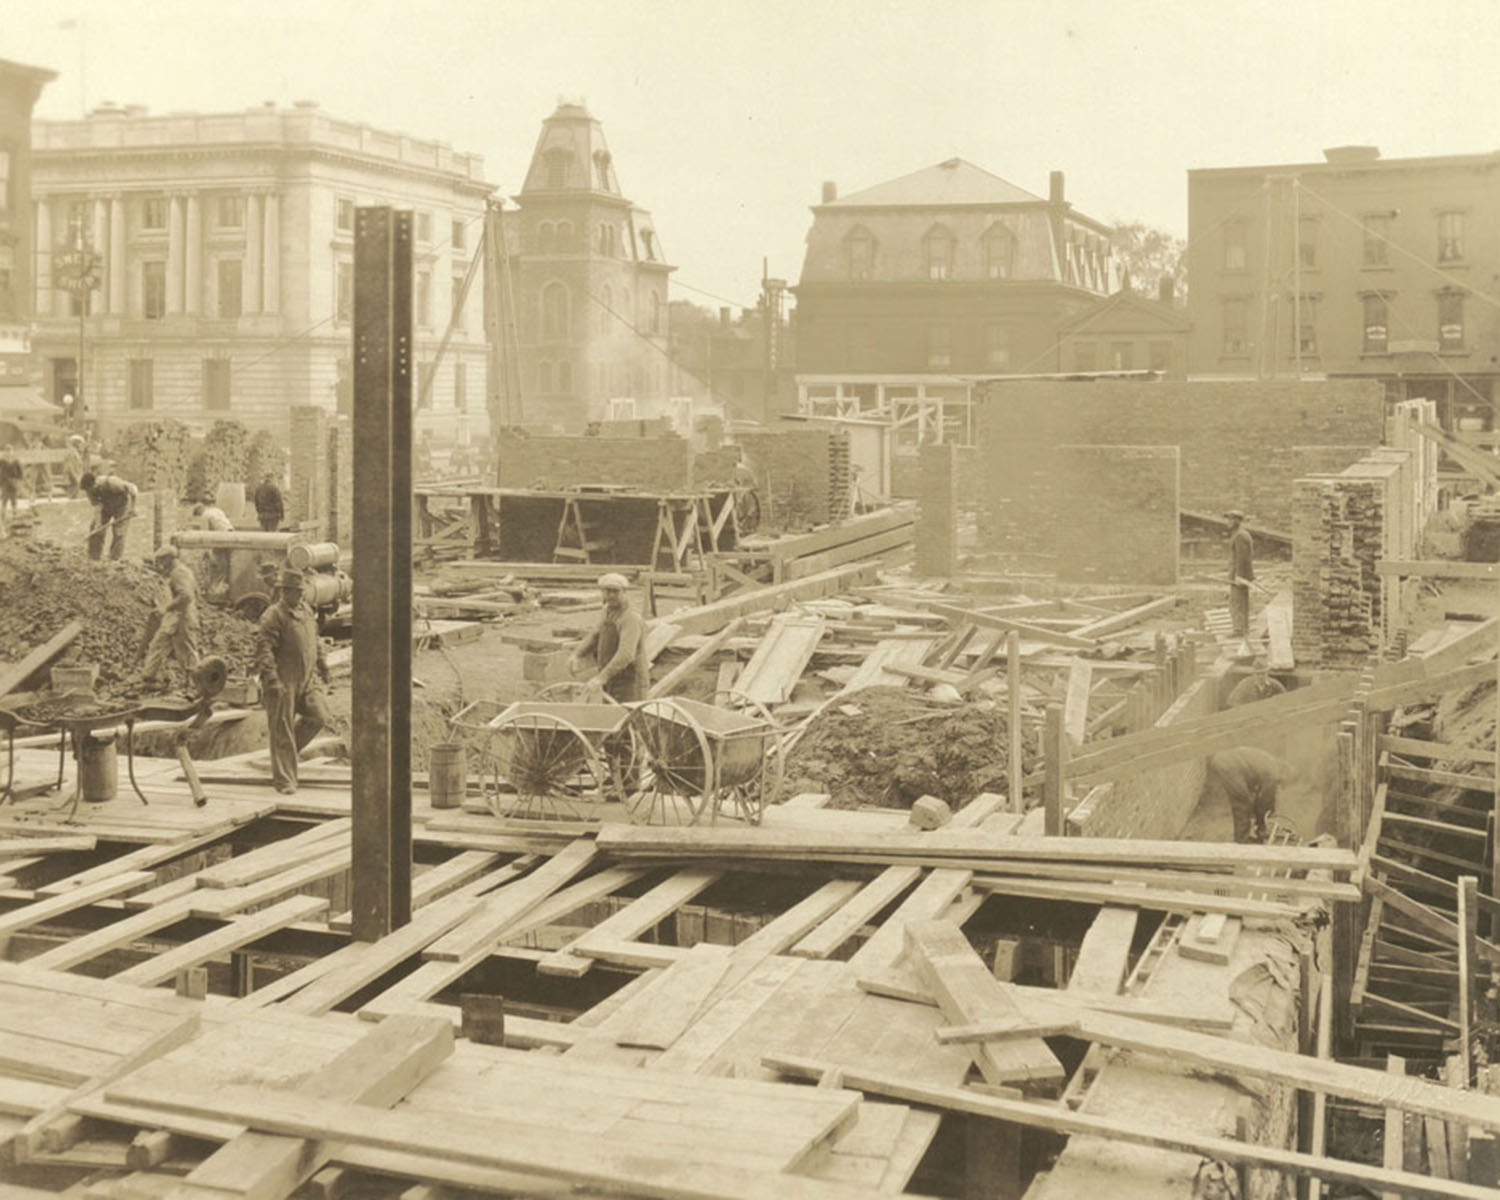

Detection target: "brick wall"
[495, 432, 695, 491]
[597, 418, 674, 438]
[736, 427, 845, 529]
[692, 448, 740, 488]
[915, 443, 959, 577]
[1051, 446, 1179, 585]
[287, 406, 328, 531]
[976, 378, 1384, 530]
[328, 417, 353, 549]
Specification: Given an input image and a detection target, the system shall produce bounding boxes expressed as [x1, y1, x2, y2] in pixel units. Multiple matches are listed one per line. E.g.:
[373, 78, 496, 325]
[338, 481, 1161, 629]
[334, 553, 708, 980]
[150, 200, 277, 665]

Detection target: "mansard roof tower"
[509, 101, 673, 430]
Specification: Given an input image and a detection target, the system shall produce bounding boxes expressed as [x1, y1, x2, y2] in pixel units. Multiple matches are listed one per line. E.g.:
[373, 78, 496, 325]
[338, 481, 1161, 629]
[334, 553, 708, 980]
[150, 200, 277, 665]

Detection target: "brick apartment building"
[504, 102, 674, 431]
[794, 158, 1115, 378]
[30, 102, 493, 441]
[1187, 145, 1500, 428]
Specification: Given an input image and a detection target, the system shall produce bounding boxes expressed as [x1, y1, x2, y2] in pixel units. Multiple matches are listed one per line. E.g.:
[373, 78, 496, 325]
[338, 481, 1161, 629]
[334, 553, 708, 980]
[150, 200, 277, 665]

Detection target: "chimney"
[719, 307, 731, 328]
[1049, 171, 1065, 204]
[821, 181, 837, 203]
[1323, 145, 1381, 164]
[1158, 277, 1175, 305]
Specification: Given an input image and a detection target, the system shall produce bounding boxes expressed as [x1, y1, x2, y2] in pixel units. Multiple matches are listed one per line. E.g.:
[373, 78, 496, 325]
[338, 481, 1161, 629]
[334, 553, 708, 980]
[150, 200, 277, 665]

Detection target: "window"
[927, 324, 952, 370]
[538, 222, 555, 255]
[1222, 297, 1248, 355]
[544, 151, 571, 189]
[598, 223, 615, 256]
[127, 358, 153, 410]
[1148, 341, 1171, 372]
[650, 291, 662, 335]
[451, 219, 466, 251]
[215, 195, 244, 228]
[335, 261, 353, 323]
[593, 150, 612, 191]
[416, 270, 431, 327]
[1438, 212, 1465, 263]
[1073, 341, 1097, 372]
[216, 258, 243, 319]
[336, 198, 355, 232]
[453, 361, 467, 411]
[1362, 214, 1390, 267]
[451, 274, 466, 330]
[541, 281, 568, 341]
[984, 226, 1016, 279]
[1110, 342, 1134, 370]
[1223, 220, 1247, 271]
[556, 221, 573, 251]
[641, 229, 656, 261]
[847, 228, 874, 280]
[416, 212, 432, 243]
[1298, 217, 1319, 269]
[985, 324, 1012, 370]
[1439, 291, 1465, 351]
[538, 360, 554, 393]
[142, 197, 168, 232]
[924, 226, 954, 280]
[142, 260, 166, 319]
[1295, 295, 1318, 355]
[417, 361, 434, 409]
[0, 150, 10, 211]
[558, 360, 573, 395]
[1362, 294, 1388, 353]
[203, 358, 231, 411]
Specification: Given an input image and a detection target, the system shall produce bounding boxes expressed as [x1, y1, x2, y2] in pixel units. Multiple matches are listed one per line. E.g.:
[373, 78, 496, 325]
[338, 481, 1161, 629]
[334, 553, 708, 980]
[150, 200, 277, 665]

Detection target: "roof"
[825, 158, 1045, 209]
[1059, 288, 1192, 335]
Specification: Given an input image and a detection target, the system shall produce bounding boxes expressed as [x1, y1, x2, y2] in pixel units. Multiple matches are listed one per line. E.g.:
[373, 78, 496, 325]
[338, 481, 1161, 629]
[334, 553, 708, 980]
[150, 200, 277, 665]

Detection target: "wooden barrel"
[428, 743, 467, 809]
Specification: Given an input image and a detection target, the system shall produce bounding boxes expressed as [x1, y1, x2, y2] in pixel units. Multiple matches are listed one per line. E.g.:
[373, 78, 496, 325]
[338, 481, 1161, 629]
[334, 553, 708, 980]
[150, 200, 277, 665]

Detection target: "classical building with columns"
[30, 101, 494, 441]
[0, 58, 56, 393]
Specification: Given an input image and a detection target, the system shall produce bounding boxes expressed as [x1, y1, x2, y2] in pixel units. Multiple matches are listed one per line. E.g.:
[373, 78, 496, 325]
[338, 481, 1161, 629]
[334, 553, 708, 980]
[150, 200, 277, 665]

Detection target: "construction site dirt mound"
[0, 540, 261, 696]
[782, 685, 1030, 809]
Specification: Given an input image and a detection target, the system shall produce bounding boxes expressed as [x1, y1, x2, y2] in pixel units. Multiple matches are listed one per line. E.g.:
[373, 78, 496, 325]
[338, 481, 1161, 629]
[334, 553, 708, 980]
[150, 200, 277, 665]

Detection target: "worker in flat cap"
[1204, 746, 1299, 843]
[142, 545, 200, 693]
[1225, 510, 1254, 639]
[570, 572, 649, 702]
[256, 567, 333, 794]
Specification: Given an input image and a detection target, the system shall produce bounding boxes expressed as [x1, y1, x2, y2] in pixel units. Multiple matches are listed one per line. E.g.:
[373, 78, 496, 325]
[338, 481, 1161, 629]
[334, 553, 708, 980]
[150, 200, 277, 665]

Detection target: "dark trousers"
[264, 679, 333, 790]
[258, 512, 282, 532]
[88, 510, 129, 561]
[1229, 584, 1250, 637]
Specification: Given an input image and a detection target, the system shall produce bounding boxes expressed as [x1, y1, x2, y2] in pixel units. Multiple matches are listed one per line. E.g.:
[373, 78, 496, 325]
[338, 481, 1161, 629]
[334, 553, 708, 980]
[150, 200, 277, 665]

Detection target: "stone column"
[261, 190, 280, 314]
[165, 194, 184, 314]
[184, 192, 201, 315]
[244, 191, 263, 314]
[90, 198, 108, 315]
[35, 198, 52, 318]
[108, 195, 126, 315]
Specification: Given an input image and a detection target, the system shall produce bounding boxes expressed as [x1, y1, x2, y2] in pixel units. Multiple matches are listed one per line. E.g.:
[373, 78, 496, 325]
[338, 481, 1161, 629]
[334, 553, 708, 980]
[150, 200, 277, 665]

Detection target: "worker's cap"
[79, 472, 96, 490]
[1224, 509, 1246, 520]
[67, 435, 85, 448]
[596, 572, 630, 592]
[279, 569, 306, 588]
[153, 546, 177, 562]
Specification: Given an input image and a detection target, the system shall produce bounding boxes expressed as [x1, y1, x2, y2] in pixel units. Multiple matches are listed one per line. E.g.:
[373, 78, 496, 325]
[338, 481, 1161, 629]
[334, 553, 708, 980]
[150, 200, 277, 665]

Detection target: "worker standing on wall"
[142, 546, 200, 693]
[253, 472, 284, 532]
[80, 470, 138, 561]
[1226, 509, 1254, 638]
[1204, 746, 1297, 843]
[257, 569, 333, 795]
[570, 573, 648, 702]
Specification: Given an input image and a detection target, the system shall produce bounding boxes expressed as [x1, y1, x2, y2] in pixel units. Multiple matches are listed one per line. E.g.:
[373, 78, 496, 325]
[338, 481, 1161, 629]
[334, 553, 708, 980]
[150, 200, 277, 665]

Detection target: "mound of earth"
[782, 686, 1031, 809]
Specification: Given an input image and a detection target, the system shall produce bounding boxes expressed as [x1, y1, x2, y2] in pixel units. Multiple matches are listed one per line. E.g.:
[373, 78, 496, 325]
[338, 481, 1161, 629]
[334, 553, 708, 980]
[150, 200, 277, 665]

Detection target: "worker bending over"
[81, 471, 138, 561]
[257, 569, 333, 795]
[142, 546, 200, 692]
[1204, 746, 1297, 843]
[570, 572, 648, 702]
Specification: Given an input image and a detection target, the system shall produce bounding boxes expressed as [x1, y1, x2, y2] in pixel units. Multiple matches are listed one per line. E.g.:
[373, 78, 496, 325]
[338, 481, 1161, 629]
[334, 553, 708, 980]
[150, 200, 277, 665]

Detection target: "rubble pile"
[782, 685, 1031, 809]
[0, 541, 261, 695]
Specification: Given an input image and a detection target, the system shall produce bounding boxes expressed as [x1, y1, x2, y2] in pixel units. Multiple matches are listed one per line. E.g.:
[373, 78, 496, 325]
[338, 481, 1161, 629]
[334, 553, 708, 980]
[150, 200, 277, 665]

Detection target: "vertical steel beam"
[351, 206, 413, 941]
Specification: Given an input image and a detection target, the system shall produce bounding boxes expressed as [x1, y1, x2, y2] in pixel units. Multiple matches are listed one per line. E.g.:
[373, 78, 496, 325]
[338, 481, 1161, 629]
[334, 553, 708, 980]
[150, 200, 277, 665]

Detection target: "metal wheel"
[234, 592, 271, 621]
[708, 691, 782, 825]
[486, 711, 604, 821]
[538, 681, 621, 704]
[623, 698, 715, 825]
[734, 488, 761, 535]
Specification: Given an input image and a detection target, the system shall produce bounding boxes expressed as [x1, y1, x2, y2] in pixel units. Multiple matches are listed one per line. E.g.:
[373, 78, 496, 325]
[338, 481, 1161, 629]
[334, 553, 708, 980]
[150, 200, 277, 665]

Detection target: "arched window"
[537, 222, 556, 255]
[555, 221, 573, 251]
[541, 282, 569, 341]
[598, 223, 615, 256]
[599, 284, 613, 335]
[923, 224, 954, 280]
[650, 291, 662, 335]
[846, 227, 875, 280]
[537, 360, 554, 393]
[983, 223, 1016, 280]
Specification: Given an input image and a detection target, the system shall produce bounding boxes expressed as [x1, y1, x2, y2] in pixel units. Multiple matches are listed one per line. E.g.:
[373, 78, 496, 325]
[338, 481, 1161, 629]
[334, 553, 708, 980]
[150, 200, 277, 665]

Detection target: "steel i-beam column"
[351, 206, 413, 941]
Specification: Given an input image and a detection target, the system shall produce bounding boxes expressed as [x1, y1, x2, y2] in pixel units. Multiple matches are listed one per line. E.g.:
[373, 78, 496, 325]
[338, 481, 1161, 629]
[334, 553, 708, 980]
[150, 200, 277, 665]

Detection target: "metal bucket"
[80, 734, 118, 803]
[428, 743, 467, 809]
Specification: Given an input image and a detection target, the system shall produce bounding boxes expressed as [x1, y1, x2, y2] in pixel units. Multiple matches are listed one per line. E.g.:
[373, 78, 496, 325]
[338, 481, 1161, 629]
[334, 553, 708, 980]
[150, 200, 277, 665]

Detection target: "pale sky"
[9, 0, 1500, 312]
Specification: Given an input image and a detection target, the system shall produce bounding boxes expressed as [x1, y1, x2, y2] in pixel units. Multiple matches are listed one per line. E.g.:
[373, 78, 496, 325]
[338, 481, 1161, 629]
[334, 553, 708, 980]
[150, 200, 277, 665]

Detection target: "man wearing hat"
[570, 573, 648, 702]
[256, 568, 333, 794]
[81, 470, 138, 561]
[142, 546, 200, 692]
[1226, 510, 1254, 639]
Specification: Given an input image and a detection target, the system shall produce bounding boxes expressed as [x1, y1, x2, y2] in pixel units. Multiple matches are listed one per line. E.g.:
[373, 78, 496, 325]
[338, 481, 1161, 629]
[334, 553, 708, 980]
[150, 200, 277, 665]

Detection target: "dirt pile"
[0, 541, 261, 696]
[782, 685, 1031, 810]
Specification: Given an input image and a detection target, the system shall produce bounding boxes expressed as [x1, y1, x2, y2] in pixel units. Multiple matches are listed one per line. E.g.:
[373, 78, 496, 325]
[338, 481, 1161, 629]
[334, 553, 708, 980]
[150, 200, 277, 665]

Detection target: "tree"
[1111, 220, 1186, 306]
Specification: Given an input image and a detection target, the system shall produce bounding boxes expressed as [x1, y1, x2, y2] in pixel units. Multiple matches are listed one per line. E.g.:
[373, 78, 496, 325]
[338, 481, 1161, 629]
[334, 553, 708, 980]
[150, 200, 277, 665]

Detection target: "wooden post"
[350, 206, 414, 942]
[1381, 1054, 1407, 1200]
[1007, 631, 1023, 813]
[1333, 727, 1358, 1050]
[1459, 875, 1478, 1090]
[1044, 704, 1067, 836]
[1494, 581, 1500, 930]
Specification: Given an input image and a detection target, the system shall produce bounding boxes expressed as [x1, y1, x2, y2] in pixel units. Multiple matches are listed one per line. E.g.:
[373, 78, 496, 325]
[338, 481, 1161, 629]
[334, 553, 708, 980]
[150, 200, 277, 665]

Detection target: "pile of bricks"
[495, 431, 694, 491]
[1291, 476, 1386, 666]
[111, 419, 194, 499]
[827, 431, 852, 520]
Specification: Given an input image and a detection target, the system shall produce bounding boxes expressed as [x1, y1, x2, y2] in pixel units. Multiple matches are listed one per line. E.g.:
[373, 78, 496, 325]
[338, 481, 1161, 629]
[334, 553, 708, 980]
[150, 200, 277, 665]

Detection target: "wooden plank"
[1376, 560, 1500, 580]
[1179, 913, 1242, 966]
[846, 868, 974, 972]
[196, 820, 350, 890]
[903, 920, 1064, 1087]
[101, 1079, 879, 1200]
[1265, 600, 1295, 670]
[0, 835, 97, 857]
[985, 860, 1358, 902]
[1067, 906, 1137, 995]
[0, 871, 154, 939]
[728, 880, 864, 961]
[647, 619, 744, 700]
[34, 829, 228, 898]
[657, 561, 882, 638]
[1062, 662, 1092, 747]
[423, 839, 599, 963]
[613, 943, 732, 1051]
[535, 867, 720, 977]
[111, 894, 329, 987]
[761, 1053, 1498, 1200]
[1380, 735, 1496, 765]
[974, 877, 1299, 920]
[1386, 762, 1495, 793]
[24, 894, 201, 971]
[792, 868, 921, 960]
[0, 621, 82, 701]
[733, 614, 825, 706]
[191, 846, 350, 918]
[1071, 595, 1180, 640]
[1383, 1053, 1409, 1200]
[166, 1014, 453, 1200]
[916, 601, 1098, 650]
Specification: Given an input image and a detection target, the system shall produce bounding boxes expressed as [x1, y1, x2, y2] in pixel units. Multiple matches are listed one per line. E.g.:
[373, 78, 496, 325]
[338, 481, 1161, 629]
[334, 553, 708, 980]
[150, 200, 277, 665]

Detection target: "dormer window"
[593, 150, 613, 192]
[641, 229, 656, 261]
[924, 225, 954, 280]
[846, 227, 875, 280]
[983, 223, 1016, 280]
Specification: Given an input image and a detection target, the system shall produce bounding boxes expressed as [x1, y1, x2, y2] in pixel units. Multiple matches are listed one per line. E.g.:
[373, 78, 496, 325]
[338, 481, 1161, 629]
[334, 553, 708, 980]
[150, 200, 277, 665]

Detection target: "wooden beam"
[1006, 631, 1023, 812]
[647, 619, 744, 699]
[0, 620, 82, 701]
[1458, 876, 1478, 1089]
[1072, 596, 1181, 640]
[1067, 907, 1137, 995]
[1378, 735, 1496, 766]
[1376, 560, 1500, 580]
[655, 561, 880, 637]
[1063, 664, 1091, 747]
[110, 894, 329, 987]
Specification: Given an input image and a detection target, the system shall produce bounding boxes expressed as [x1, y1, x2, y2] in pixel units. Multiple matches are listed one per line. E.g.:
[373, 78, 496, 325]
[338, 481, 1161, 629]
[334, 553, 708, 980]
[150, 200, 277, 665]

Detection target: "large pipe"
[171, 531, 298, 551]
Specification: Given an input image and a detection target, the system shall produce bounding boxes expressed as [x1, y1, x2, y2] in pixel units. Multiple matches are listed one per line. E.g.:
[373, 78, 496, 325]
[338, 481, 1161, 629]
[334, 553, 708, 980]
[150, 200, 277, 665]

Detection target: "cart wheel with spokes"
[486, 710, 604, 822]
[622, 698, 714, 825]
[708, 690, 783, 825]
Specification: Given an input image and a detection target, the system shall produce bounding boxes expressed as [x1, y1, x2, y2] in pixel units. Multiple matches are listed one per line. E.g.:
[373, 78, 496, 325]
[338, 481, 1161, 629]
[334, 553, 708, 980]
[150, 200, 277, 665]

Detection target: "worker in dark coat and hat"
[1226, 510, 1255, 639]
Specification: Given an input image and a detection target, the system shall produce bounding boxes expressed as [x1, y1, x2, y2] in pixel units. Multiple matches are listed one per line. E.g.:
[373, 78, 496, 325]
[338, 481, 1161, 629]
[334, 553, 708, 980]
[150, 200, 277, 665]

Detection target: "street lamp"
[53, 211, 100, 423]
